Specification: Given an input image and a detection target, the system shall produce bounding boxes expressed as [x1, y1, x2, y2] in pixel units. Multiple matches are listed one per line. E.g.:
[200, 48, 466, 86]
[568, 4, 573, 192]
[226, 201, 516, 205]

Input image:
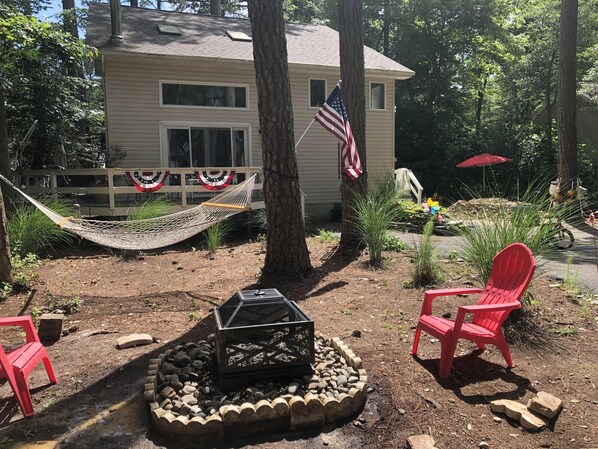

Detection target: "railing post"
[108, 170, 115, 213]
[181, 170, 187, 208]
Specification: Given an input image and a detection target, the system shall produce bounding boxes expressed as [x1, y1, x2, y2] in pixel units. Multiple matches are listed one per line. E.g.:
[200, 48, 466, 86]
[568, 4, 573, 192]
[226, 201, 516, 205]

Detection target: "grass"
[8, 200, 77, 257]
[411, 219, 442, 287]
[204, 220, 233, 254]
[127, 196, 172, 221]
[353, 173, 400, 266]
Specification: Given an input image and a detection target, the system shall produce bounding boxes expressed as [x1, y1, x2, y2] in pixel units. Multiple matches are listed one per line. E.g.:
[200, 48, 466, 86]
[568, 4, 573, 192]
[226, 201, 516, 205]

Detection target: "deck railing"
[11, 167, 264, 217]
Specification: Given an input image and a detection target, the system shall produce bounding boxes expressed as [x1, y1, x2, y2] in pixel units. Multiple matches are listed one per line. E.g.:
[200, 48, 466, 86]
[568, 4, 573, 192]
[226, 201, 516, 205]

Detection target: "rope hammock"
[0, 174, 256, 251]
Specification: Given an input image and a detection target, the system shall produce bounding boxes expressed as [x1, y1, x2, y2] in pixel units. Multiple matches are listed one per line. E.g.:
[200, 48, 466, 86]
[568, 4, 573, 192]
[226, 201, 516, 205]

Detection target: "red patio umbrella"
[456, 153, 512, 192]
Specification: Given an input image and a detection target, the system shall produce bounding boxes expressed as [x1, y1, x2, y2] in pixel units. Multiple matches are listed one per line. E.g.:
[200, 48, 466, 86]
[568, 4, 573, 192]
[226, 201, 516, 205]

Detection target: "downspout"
[109, 0, 125, 47]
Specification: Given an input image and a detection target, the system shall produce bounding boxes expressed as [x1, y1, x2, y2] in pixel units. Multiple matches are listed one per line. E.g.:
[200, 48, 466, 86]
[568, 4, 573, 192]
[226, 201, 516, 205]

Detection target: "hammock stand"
[0, 174, 256, 251]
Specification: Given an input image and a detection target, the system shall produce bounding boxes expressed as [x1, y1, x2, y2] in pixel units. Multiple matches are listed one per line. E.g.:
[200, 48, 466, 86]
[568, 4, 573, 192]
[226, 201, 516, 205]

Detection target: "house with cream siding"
[86, 3, 414, 219]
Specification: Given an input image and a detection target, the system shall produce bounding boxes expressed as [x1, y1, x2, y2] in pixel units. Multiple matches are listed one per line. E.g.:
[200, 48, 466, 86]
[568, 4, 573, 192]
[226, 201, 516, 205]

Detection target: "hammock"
[0, 174, 256, 251]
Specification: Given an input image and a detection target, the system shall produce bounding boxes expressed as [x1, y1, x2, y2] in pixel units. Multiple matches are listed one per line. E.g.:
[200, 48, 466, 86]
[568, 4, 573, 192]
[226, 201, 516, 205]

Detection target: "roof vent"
[157, 24, 182, 36]
[226, 30, 251, 42]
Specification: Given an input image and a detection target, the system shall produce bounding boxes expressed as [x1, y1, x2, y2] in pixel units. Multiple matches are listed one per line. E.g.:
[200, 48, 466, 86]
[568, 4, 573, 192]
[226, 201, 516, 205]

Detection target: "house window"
[309, 79, 326, 108]
[161, 83, 247, 108]
[164, 126, 247, 168]
[370, 82, 385, 110]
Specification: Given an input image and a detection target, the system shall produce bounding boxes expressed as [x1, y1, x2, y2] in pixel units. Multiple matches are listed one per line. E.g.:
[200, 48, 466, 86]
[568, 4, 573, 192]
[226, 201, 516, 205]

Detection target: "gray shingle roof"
[86, 3, 414, 79]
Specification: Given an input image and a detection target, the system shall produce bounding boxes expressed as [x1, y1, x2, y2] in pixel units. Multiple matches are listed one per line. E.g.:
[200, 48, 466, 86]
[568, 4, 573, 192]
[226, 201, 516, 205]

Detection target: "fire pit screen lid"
[216, 288, 310, 329]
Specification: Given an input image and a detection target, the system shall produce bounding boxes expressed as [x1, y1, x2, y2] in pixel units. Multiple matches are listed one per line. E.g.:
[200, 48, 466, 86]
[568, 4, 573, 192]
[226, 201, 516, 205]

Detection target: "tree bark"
[556, 0, 578, 192]
[0, 82, 11, 283]
[211, 0, 222, 16]
[339, 0, 367, 249]
[0, 185, 12, 285]
[0, 84, 14, 213]
[475, 75, 487, 136]
[130, 0, 138, 7]
[248, 0, 312, 278]
[383, 0, 390, 57]
[62, 0, 78, 38]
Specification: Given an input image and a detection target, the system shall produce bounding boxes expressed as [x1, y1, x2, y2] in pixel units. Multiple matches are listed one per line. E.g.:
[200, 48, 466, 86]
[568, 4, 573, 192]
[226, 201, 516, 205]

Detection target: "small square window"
[370, 83, 385, 110]
[309, 79, 326, 108]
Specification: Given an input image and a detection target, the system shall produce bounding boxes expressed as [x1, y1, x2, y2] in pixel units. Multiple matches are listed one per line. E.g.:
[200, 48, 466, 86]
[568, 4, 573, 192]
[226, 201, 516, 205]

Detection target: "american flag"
[314, 86, 363, 180]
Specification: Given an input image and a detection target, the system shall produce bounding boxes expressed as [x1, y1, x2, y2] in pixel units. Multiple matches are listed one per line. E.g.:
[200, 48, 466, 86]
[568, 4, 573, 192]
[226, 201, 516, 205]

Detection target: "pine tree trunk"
[0, 185, 12, 285]
[0, 84, 14, 213]
[248, 0, 312, 278]
[62, 0, 78, 38]
[383, 0, 390, 57]
[211, 0, 222, 16]
[339, 0, 367, 249]
[556, 0, 578, 193]
[0, 84, 11, 282]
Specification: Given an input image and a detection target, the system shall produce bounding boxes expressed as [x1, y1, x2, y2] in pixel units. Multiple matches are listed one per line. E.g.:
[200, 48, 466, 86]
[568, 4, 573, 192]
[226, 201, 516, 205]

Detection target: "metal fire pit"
[214, 288, 314, 390]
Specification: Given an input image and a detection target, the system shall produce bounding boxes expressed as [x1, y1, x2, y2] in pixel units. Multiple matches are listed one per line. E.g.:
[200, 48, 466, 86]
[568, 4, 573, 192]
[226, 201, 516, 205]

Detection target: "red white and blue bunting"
[195, 170, 235, 191]
[126, 171, 170, 193]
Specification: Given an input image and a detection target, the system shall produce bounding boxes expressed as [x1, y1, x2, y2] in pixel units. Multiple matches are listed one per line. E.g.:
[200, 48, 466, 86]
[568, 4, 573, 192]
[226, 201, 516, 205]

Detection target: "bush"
[8, 200, 77, 256]
[353, 174, 399, 266]
[411, 219, 441, 287]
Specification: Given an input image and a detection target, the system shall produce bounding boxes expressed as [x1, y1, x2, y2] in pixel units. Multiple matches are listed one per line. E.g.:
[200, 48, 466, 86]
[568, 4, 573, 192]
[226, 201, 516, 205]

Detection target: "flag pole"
[295, 118, 316, 149]
[294, 79, 343, 151]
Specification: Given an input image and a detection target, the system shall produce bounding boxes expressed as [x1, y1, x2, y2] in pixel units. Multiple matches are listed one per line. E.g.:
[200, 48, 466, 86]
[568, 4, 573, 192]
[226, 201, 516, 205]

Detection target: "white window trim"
[308, 78, 327, 109]
[369, 81, 387, 111]
[159, 121, 252, 168]
[159, 80, 250, 111]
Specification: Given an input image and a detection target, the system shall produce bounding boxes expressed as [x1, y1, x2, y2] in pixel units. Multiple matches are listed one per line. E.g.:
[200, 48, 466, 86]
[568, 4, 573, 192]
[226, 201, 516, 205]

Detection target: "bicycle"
[547, 179, 591, 250]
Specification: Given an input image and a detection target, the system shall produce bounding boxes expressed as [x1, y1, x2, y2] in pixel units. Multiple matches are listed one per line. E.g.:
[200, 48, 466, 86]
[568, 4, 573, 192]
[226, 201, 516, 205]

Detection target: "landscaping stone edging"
[144, 332, 368, 440]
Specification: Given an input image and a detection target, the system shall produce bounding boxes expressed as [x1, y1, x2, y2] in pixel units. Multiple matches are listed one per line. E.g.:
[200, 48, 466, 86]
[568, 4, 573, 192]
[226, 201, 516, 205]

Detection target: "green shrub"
[44, 292, 83, 315]
[8, 200, 77, 256]
[0, 283, 12, 300]
[316, 229, 339, 243]
[382, 234, 406, 251]
[204, 220, 233, 254]
[411, 219, 441, 287]
[353, 175, 399, 266]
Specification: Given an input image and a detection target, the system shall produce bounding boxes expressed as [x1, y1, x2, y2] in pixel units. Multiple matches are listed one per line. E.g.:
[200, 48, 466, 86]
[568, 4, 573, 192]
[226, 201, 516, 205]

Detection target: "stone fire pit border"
[144, 332, 368, 441]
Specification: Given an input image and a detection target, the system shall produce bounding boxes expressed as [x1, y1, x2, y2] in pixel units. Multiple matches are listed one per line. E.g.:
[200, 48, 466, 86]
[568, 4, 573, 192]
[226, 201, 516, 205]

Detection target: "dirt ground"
[0, 236, 597, 449]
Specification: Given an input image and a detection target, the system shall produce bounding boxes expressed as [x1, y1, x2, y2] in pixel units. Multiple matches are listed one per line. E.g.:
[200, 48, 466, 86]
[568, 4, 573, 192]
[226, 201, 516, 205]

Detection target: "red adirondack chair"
[411, 243, 536, 378]
[0, 316, 58, 417]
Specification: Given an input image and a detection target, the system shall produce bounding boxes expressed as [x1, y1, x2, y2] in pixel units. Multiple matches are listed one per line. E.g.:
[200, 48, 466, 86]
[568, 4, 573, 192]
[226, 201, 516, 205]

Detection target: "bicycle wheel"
[553, 228, 574, 249]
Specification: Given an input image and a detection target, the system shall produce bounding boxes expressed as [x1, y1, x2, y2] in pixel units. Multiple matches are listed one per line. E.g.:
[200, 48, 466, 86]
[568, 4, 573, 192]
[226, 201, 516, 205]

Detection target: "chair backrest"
[0, 342, 21, 398]
[473, 243, 537, 333]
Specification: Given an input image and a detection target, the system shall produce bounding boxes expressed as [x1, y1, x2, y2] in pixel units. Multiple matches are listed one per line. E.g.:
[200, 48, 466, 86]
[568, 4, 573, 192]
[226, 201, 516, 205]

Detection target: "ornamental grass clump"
[8, 200, 76, 257]
[411, 219, 441, 287]
[205, 220, 233, 254]
[460, 178, 573, 287]
[127, 196, 172, 221]
[353, 174, 400, 266]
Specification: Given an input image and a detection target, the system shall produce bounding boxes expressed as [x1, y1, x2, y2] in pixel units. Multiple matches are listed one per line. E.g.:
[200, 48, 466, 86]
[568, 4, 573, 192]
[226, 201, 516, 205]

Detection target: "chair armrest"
[420, 288, 483, 316]
[459, 302, 521, 314]
[0, 316, 40, 343]
[453, 302, 521, 335]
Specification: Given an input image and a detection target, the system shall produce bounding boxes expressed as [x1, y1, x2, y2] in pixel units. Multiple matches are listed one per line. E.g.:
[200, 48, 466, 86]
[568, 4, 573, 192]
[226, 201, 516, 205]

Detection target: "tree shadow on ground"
[242, 245, 360, 303]
[413, 350, 536, 406]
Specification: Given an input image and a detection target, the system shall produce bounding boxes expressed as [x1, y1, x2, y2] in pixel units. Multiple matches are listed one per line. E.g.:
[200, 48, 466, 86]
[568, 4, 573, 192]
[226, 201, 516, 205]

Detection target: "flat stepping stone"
[117, 333, 153, 349]
[527, 391, 562, 419]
